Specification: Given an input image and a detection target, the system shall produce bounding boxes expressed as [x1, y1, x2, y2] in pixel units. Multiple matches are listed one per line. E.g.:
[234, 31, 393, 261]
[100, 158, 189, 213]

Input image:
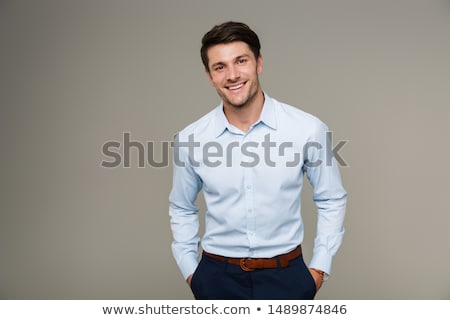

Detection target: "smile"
[226, 82, 246, 91]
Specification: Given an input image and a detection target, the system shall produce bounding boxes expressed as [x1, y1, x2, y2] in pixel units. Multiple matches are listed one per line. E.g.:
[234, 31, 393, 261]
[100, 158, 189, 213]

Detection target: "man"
[169, 21, 347, 299]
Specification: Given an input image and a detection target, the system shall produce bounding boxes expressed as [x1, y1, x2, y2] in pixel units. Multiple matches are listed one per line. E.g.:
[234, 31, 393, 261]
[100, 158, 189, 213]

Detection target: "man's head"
[201, 21, 261, 72]
[201, 21, 263, 109]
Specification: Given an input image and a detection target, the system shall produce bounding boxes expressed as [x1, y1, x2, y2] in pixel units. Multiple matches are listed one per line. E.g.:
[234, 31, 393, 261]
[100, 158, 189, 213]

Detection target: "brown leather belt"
[203, 245, 302, 271]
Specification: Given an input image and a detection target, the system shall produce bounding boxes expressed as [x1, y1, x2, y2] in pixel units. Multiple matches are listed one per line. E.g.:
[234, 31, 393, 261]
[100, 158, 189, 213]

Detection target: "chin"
[228, 98, 249, 108]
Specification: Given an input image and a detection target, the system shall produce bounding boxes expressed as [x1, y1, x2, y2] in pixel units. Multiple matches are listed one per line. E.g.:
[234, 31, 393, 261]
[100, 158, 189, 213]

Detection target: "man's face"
[206, 41, 262, 109]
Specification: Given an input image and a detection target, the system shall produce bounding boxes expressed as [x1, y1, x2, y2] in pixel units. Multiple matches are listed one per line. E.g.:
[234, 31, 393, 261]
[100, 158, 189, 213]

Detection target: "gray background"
[1, 0, 449, 299]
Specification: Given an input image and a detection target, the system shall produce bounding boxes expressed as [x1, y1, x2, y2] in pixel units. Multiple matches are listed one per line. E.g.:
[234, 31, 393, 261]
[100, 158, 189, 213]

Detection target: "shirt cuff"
[179, 253, 200, 280]
[309, 248, 333, 275]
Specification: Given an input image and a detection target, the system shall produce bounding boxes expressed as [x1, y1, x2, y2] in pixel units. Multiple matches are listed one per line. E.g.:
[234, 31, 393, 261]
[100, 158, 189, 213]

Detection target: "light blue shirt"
[169, 93, 347, 279]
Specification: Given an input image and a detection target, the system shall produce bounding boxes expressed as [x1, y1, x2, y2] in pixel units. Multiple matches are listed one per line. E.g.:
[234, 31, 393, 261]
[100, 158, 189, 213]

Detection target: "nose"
[226, 65, 240, 81]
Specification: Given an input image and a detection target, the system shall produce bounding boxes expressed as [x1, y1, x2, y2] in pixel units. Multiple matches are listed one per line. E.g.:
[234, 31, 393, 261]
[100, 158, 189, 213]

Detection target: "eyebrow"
[210, 54, 251, 69]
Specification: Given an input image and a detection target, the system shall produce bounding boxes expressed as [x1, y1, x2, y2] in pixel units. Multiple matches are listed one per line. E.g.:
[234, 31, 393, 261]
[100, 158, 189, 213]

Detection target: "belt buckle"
[239, 258, 255, 271]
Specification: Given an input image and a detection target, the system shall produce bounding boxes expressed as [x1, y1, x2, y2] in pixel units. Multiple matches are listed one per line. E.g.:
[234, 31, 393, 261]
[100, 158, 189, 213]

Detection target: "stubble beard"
[219, 79, 261, 110]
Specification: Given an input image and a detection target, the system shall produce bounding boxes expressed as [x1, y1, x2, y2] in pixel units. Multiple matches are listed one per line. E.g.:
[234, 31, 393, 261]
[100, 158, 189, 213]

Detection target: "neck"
[223, 89, 265, 132]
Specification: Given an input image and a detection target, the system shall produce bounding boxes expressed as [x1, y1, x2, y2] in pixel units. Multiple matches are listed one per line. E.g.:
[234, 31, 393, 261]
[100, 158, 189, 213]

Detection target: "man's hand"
[186, 274, 193, 287]
[309, 268, 324, 291]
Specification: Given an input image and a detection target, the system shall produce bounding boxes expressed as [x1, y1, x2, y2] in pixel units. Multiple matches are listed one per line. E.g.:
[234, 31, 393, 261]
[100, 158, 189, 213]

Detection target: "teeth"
[228, 83, 244, 90]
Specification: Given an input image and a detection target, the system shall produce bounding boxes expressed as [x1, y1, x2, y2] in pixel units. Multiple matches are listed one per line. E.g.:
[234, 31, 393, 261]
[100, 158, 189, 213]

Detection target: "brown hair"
[201, 21, 261, 71]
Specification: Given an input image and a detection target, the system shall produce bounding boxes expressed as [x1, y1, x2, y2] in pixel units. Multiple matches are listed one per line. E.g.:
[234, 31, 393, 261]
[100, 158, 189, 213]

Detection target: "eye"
[237, 58, 247, 64]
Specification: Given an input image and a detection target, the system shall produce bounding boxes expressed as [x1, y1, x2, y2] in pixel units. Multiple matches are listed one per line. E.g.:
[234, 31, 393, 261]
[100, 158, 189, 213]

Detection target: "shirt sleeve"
[168, 133, 203, 279]
[303, 123, 348, 275]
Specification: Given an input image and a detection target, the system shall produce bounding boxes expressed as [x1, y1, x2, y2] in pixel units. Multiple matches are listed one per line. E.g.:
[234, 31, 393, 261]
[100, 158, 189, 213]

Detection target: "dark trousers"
[190, 252, 317, 300]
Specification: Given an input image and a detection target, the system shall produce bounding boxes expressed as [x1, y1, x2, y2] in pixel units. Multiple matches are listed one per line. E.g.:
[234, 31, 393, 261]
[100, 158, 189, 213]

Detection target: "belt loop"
[276, 256, 282, 268]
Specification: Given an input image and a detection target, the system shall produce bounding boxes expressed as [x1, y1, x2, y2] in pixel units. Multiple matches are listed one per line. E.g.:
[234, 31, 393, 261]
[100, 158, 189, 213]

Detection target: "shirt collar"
[212, 92, 278, 138]
[259, 92, 278, 130]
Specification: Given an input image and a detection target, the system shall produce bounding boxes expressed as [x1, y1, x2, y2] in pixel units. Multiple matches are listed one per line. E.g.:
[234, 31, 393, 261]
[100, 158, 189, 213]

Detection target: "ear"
[257, 54, 263, 75]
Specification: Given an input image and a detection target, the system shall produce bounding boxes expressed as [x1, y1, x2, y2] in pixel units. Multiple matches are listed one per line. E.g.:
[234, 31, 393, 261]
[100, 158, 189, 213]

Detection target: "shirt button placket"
[243, 136, 256, 253]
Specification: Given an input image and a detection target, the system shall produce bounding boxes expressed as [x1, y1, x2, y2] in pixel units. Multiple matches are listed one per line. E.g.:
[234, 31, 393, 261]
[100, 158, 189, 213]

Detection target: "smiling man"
[169, 21, 347, 299]
[207, 41, 263, 116]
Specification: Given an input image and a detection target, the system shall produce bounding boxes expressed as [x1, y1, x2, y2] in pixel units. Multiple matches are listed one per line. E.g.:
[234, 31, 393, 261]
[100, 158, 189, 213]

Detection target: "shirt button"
[246, 185, 251, 190]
